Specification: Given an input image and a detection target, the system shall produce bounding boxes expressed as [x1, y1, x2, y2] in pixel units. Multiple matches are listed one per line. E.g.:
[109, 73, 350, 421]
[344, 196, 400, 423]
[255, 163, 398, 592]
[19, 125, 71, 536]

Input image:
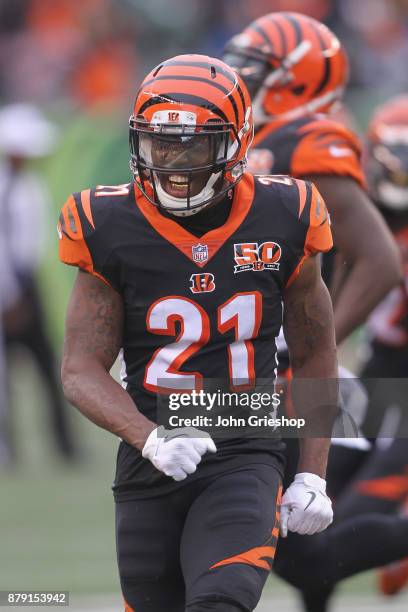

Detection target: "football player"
[222, 12, 401, 344]
[221, 15, 407, 611]
[275, 94, 408, 612]
[361, 94, 408, 434]
[335, 95, 408, 598]
[59, 55, 338, 612]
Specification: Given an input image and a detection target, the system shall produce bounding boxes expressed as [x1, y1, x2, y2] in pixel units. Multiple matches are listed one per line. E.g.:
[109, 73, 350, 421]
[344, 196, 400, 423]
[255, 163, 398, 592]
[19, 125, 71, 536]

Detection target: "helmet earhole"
[292, 84, 306, 96]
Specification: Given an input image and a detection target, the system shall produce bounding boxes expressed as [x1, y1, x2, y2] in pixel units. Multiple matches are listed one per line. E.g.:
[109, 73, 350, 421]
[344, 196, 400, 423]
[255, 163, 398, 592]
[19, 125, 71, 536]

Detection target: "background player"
[222, 11, 401, 344]
[272, 93, 408, 612]
[333, 94, 408, 599]
[59, 55, 338, 611]
[0, 104, 78, 463]
[221, 14, 408, 611]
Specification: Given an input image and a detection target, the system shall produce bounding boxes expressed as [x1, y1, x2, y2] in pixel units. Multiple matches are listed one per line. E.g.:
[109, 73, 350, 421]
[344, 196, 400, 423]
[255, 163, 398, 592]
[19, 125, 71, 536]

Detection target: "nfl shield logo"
[192, 243, 208, 263]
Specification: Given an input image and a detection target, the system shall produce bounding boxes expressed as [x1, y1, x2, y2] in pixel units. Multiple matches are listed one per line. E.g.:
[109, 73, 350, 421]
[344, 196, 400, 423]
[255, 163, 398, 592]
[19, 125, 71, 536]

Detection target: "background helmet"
[129, 54, 253, 216]
[223, 12, 348, 126]
[366, 95, 408, 212]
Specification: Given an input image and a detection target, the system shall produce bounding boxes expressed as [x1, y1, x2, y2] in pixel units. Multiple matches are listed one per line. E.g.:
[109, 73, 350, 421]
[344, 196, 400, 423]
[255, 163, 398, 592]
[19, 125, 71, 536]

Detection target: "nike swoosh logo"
[304, 491, 317, 510]
[329, 145, 353, 158]
[163, 433, 187, 444]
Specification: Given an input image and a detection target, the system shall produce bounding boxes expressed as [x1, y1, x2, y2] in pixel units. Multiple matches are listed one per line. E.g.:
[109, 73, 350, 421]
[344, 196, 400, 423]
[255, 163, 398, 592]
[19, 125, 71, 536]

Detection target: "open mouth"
[162, 174, 190, 197]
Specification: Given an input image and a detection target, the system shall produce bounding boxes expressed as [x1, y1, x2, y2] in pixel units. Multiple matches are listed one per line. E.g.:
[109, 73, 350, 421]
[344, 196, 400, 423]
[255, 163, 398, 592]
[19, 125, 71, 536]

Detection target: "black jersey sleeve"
[253, 175, 333, 287]
[58, 186, 121, 289]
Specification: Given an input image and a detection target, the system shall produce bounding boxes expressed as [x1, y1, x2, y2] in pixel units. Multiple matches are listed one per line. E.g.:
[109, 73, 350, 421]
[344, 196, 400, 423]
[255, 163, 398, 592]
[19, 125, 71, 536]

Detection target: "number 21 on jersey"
[144, 292, 262, 393]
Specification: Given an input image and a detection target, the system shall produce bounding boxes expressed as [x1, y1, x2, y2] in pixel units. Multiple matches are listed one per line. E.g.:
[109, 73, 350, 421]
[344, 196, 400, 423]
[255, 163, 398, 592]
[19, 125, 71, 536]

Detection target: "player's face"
[148, 133, 213, 199]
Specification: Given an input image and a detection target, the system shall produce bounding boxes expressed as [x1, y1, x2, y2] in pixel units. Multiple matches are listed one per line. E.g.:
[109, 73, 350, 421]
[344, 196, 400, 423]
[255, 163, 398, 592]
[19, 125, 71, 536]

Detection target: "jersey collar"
[134, 173, 255, 268]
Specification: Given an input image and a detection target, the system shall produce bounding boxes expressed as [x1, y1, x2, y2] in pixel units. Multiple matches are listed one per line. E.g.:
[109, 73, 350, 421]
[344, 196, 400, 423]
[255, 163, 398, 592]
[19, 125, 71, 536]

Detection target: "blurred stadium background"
[1, 0, 408, 610]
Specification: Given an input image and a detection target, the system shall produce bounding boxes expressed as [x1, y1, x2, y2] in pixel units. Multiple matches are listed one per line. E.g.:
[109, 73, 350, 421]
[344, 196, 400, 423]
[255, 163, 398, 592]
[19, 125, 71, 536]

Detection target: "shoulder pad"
[303, 182, 333, 256]
[291, 117, 366, 188]
[58, 183, 132, 283]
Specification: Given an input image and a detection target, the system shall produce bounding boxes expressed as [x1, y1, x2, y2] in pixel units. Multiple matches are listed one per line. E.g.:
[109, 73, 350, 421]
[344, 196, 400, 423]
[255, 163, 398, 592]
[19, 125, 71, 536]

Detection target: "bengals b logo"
[190, 273, 215, 294]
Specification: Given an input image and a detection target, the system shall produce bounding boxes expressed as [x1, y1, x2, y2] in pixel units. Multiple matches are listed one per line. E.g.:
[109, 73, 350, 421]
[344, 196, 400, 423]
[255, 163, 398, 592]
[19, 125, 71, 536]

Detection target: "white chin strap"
[378, 181, 408, 211]
[154, 170, 221, 217]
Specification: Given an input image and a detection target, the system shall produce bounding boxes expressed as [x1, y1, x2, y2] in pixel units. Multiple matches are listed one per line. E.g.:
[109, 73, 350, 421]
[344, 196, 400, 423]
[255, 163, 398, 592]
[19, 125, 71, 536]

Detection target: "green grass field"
[1, 358, 119, 595]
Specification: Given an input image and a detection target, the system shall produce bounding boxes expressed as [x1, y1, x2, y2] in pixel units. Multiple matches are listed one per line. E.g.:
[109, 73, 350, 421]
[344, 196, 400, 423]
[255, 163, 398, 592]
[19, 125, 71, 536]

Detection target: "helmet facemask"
[369, 143, 408, 212]
[223, 48, 275, 101]
[129, 115, 248, 216]
[223, 46, 286, 127]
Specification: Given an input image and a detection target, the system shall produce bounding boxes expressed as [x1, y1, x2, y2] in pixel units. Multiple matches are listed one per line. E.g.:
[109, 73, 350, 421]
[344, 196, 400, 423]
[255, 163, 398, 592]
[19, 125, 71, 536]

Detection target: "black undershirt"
[164, 192, 234, 237]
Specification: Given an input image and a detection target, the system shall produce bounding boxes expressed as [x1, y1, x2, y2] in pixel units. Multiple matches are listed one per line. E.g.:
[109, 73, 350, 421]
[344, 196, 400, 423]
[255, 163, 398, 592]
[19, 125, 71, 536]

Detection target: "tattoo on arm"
[284, 285, 332, 370]
[64, 271, 123, 370]
[283, 258, 336, 374]
[283, 261, 338, 470]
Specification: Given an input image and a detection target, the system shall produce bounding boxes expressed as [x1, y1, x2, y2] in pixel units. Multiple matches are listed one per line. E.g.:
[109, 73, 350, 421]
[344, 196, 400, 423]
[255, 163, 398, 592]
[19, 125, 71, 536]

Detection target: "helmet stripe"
[163, 59, 237, 86]
[270, 16, 288, 56]
[141, 75, 239, 124]
[138, 93, 229, 123]
[234, 82, 247, 120]
[250, 22, 275, 52]
[157, 58, 247, 120]
[282, 13, 302, 45]
[310, 22, 331, 95]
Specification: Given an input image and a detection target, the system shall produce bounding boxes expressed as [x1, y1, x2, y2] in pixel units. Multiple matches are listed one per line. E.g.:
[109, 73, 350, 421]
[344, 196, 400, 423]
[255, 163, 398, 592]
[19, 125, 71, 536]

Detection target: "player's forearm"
[61, 361, 155, 450]
[284, 264, 339, 478]
[291, 354, 338, 478]
[334, 257, 401, 344]
[297, 438, 332, 478]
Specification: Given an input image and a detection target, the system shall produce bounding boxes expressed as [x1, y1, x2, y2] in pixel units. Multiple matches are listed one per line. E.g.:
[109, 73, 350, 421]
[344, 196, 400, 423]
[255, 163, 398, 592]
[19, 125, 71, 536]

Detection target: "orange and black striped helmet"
[129, 54, 253, 216]
[223, 12, 348, 126]
[366, 95, 408, 211]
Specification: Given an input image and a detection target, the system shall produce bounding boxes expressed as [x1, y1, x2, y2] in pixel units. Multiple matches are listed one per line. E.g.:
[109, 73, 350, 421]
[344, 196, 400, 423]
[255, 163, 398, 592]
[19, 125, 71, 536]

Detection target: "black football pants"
[115, 463, 282, 612]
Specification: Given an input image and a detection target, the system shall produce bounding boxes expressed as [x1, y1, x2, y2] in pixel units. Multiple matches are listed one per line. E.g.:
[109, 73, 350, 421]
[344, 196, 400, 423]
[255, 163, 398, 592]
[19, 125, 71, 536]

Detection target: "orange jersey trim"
[285, 183, 333, 287]
[355, 472, 408, 502]
[123, 598, 134, 612]
[80, 189, 95, 229]
[304, 183, 333, 256]
[295, 179, 307, 218]
[292, 120, 366, 188]
[58, 194, 112, 288]
[134, 174, 255, 268]
[253, 116, 366, 189]
[285, 254, 307, 289]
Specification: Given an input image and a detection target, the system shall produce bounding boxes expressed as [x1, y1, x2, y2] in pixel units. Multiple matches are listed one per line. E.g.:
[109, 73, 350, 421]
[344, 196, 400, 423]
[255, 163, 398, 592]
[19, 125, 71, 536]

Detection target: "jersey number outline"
[144, 292, 262, 393]
[257, 175, 294, 186]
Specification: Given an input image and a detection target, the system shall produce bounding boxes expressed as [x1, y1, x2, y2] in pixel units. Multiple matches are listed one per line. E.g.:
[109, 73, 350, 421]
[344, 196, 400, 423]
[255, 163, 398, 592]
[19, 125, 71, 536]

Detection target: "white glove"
[280, 472, 333, 537]
[142, 426, 217, 482]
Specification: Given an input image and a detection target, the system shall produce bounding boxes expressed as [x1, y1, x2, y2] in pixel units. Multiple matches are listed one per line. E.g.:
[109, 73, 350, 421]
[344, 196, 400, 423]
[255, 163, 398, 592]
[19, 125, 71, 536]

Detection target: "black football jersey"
[248, 114, 366, 294]
[248, 114, 366, 188]
[59, 174, 332, 498]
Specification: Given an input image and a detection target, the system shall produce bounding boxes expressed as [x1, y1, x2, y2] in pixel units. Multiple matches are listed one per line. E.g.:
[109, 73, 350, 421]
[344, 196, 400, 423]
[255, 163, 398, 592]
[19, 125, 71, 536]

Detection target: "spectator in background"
[67, 1, 137, 111]
[338, 0, 408, 95]
[0, 104, 79, 463]
[0, 194, 22, 466]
